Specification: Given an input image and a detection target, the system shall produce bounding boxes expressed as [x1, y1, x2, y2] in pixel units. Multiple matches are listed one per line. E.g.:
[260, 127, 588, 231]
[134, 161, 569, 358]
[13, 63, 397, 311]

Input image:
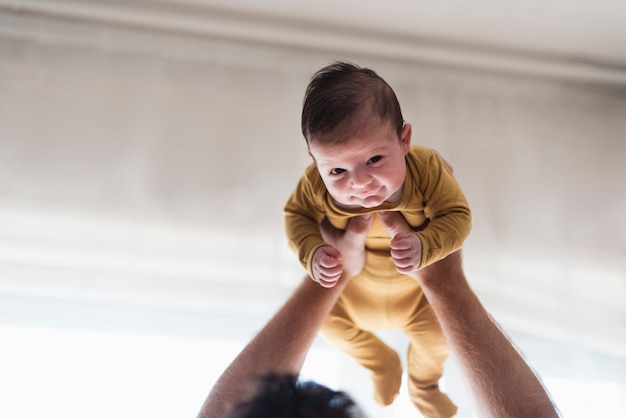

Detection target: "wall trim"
[2, 0, 626, 85]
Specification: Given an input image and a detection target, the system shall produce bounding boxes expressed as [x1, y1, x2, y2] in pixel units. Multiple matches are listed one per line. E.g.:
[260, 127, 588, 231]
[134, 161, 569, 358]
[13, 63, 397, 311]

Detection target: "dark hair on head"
[301, 61, 404, 144]
[227, 372, 366, 418]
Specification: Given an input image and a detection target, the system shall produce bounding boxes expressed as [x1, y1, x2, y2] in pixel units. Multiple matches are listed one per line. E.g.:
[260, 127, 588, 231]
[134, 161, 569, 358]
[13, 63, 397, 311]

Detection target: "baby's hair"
[301, 61, 404, 144]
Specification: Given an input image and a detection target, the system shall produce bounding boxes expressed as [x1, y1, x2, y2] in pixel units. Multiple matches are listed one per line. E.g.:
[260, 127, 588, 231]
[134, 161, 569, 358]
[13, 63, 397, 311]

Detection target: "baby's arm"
[285, 168, 372, 286]
[284, 174, 329, 279]
[380, 150, 458, 274]
[414, 150, 472, 268]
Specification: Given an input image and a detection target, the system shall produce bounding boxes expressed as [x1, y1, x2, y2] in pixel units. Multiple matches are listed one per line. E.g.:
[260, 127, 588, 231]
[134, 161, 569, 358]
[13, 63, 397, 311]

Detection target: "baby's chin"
[353, 194, 389, 208]
[359, 199, 385, 208]
[333, 194, 392, 209]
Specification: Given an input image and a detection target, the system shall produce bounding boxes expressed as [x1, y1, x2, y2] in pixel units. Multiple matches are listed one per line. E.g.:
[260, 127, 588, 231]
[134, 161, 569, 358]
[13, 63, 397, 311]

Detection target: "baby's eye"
[368, 155, 382, 164]
[330, 168, 346, 175]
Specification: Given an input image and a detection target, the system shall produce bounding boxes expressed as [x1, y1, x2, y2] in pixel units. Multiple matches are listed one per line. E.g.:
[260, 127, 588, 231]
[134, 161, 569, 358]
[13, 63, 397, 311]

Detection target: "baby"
[284, 62, 471, 418]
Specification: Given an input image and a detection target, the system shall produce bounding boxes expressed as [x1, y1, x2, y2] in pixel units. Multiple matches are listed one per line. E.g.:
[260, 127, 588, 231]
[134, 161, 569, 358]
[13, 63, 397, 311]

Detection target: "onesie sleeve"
[284, 166, 328, 278]
[414, 150, 472, 269]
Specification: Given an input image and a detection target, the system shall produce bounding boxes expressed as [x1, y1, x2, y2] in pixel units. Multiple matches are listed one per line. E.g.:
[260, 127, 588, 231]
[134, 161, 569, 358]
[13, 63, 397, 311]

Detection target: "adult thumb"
[347, 213, 374, 235]
[379, 211, 411, 236]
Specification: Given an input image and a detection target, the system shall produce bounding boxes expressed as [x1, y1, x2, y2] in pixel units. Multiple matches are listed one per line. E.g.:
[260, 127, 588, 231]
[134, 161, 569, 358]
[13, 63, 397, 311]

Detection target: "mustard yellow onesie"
[284, 145, 472, 418]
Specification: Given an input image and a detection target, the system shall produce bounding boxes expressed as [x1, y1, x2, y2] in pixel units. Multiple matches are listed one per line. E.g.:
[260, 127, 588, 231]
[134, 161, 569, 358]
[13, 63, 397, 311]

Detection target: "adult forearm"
[417, 252, 560, 418]
[197, 275, 347, 418]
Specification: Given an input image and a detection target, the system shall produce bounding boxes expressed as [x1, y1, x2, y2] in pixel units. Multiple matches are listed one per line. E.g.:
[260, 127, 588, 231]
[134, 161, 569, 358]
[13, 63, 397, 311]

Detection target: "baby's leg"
[321, 299, 402, 406]
[404, 293, 457, 418]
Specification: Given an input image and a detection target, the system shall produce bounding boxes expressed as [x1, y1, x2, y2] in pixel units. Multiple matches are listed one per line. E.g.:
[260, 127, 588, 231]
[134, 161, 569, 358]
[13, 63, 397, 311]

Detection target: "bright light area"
[1, 325, 625, 418]
[0, 326, 242, 418]
[546, 378, 626, 418]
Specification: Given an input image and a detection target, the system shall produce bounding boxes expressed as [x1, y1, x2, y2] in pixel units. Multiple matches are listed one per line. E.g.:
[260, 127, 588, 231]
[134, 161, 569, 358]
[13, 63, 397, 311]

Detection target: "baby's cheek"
[327, 188, 349, 205]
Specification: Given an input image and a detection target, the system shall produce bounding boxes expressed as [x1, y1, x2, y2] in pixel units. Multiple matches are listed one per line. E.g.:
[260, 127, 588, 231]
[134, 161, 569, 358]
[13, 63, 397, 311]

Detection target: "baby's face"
[309, 122, 411, 209]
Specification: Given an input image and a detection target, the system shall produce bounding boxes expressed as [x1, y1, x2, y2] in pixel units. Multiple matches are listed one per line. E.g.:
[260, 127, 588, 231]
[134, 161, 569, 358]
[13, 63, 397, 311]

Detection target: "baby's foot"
[371, 349, 403, 406]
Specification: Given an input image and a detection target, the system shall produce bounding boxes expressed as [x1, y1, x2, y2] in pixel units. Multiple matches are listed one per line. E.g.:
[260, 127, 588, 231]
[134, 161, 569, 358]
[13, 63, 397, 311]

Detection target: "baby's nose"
[350, 170, 372, 188]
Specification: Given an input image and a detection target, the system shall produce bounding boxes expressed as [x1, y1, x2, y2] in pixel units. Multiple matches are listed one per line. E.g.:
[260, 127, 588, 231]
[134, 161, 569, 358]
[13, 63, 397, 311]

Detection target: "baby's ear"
[400, 123, 412, 153]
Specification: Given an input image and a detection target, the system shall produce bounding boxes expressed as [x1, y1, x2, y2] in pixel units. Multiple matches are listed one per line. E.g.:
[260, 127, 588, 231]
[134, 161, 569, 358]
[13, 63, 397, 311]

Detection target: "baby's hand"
[312, 245, 343, 288]
[379, 211, 423, 275]
[313, 214, 373, 287]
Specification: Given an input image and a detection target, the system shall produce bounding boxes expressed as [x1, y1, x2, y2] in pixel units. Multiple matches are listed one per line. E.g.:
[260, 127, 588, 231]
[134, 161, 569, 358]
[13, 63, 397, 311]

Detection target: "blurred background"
[1, 1, 625, 417]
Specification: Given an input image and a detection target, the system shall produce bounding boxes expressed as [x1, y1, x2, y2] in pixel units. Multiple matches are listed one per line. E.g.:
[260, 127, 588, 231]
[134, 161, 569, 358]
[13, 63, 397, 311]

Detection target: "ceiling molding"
[2, 0, 626, 85]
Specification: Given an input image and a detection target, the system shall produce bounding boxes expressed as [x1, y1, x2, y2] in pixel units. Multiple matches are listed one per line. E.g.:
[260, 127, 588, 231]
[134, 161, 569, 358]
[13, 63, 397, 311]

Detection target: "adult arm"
[379, 212, 560, 417]
[417, 251, 560, 418]
[198, 215, 370, 418]
[197, 275, 348, 418]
